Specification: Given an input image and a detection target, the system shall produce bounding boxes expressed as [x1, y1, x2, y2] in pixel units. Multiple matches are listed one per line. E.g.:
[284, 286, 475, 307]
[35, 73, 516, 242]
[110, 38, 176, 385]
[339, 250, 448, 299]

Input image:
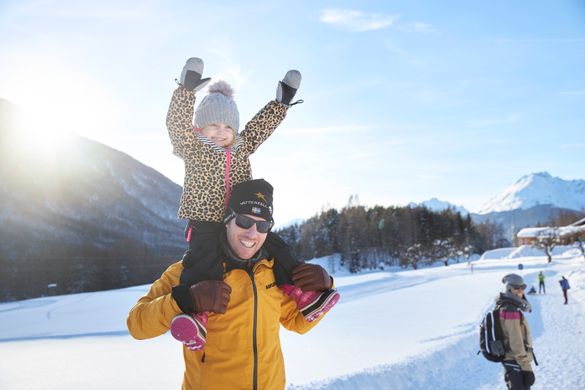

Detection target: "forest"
[277, 197, 506, 271]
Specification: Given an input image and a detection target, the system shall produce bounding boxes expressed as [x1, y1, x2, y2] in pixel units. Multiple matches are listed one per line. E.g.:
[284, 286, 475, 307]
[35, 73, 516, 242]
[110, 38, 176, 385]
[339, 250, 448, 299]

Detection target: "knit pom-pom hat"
[194, 80, 240, 133]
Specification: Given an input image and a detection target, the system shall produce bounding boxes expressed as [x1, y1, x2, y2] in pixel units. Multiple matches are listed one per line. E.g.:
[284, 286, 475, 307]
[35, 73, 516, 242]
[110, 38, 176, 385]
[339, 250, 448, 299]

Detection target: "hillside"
[0, 98, 185, 300]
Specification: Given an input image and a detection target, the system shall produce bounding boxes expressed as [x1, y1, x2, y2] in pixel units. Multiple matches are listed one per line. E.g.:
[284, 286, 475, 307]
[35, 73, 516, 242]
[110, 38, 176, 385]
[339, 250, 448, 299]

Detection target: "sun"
[16, 104, 71, 152]
[4, 57, 117, 155]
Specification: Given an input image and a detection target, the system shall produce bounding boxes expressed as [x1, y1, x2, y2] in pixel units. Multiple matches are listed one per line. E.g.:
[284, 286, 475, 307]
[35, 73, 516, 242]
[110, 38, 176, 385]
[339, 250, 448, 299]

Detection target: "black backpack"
[478, 307, 506, 362]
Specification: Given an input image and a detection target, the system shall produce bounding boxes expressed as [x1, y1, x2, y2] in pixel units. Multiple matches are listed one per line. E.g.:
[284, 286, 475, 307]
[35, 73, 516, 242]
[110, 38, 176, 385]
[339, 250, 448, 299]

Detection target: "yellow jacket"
[127, 258, 325, 389]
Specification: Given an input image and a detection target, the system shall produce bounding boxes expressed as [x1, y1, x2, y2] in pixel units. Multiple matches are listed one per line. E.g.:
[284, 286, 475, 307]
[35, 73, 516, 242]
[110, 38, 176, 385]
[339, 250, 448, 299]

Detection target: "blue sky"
[1, 0, 584, 224]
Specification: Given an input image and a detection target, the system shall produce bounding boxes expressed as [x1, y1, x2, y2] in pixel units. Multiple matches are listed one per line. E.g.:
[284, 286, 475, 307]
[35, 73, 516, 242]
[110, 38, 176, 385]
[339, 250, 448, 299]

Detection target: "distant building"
[517, 217, 585, 245]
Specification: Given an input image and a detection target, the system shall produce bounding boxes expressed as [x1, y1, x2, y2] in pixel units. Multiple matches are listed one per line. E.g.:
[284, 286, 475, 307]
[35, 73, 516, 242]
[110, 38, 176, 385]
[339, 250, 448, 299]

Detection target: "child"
[166, 57, 340, 351]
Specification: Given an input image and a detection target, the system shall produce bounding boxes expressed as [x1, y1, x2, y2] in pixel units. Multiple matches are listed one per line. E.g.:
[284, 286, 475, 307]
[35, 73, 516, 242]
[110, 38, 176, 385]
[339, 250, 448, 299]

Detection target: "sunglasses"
[511, 285, 526, 291]
[234, 213, 272, 233]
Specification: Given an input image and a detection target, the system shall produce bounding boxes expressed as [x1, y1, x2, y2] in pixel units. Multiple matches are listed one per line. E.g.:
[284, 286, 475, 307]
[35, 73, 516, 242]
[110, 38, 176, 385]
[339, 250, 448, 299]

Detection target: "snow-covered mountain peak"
[408, 197, 469, 215]
[476, 172, 585, 214]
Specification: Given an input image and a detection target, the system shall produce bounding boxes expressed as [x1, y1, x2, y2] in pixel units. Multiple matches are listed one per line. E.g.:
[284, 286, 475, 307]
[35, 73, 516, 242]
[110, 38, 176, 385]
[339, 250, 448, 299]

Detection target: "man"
[537, 271, 545, 294]
[497, 274, 535, 390]
[127, 179, 336, 389]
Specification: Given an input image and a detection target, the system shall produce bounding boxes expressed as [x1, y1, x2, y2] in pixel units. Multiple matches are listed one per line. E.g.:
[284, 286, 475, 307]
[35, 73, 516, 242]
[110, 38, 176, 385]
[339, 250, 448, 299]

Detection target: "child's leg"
[181, 221, 224, 284]
[171, 221, 223, 350]
[265, 232, 340, 322]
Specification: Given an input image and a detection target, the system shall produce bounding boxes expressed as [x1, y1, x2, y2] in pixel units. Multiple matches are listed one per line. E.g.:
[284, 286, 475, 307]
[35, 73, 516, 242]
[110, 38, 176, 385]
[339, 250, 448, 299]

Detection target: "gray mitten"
[179, 57, 211, 93]
[276, 69, 302, 106]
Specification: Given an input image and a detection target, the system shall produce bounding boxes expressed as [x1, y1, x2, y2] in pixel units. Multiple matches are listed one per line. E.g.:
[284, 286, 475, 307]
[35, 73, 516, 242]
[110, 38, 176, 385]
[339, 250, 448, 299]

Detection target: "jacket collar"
[496, 292, 532, 313]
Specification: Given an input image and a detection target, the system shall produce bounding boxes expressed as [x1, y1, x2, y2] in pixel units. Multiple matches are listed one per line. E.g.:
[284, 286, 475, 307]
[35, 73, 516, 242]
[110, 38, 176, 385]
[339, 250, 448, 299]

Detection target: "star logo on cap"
[255, 192, 267, 203]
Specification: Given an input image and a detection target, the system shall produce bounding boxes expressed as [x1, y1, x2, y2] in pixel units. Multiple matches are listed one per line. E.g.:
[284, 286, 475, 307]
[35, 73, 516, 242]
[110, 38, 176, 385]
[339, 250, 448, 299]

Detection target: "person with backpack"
[559, 276, 571, 304]
[497, 273, 535, 390]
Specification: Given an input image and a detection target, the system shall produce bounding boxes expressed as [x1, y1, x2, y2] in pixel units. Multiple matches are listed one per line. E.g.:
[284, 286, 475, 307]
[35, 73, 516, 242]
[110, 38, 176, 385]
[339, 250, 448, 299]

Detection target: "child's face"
[201, 123, 235, 147]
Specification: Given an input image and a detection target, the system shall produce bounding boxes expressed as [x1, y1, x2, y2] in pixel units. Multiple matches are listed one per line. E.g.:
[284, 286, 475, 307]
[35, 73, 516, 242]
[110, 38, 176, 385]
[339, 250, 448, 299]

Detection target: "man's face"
[226, 214, 269, 260]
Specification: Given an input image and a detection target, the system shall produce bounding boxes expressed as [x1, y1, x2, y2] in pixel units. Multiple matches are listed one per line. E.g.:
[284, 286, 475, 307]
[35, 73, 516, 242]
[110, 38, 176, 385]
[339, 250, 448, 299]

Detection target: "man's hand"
[292, 263, 332, 292]
[189, 280, 232, 314]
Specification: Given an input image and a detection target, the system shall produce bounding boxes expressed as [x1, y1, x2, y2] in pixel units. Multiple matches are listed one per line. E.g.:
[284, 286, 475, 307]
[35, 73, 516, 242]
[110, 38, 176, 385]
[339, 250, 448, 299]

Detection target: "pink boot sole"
[170, 314, 207, 351]
[301, 289, 341, 322]
[282, 285, 341, 322]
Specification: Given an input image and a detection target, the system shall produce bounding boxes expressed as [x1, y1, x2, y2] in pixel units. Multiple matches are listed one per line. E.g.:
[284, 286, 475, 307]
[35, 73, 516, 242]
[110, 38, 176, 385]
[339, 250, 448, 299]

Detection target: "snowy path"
[527, 268, 585, 389]
[286, 258, 585, 390]
[0, 252, 583, 389]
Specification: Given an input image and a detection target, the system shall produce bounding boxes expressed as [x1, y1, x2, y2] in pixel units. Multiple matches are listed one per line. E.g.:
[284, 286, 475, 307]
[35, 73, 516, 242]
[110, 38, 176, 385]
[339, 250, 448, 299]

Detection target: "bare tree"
[535, 228, 560, 263]
[576, 238, 585, 261]
[403, 244, 426, 270]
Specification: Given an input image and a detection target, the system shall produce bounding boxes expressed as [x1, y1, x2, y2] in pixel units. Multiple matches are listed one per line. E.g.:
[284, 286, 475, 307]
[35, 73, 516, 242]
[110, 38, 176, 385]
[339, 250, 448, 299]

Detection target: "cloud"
[319, 9, 399, 32]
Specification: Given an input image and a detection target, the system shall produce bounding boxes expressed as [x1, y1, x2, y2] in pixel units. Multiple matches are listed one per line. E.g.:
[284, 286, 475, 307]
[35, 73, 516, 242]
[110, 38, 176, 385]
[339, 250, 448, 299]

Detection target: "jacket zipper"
[246, 267, 259, 390]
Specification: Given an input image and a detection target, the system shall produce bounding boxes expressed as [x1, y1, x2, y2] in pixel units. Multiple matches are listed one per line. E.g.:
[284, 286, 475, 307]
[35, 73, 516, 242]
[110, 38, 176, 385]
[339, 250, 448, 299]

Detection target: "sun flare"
[4, 58, 118, 155]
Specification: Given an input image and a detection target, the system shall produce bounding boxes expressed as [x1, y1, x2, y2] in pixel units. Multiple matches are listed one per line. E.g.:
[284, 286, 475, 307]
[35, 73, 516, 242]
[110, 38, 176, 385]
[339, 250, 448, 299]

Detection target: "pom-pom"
[208, 80, 234, 98]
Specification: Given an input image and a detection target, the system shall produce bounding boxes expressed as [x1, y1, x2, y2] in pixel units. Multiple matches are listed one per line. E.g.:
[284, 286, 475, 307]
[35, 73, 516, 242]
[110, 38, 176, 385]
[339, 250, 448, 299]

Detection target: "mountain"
[476, 172, 585, 214]
[470, 172, 585, 243]
[0, 98, 185, 300]
[408, 197, 469, 215]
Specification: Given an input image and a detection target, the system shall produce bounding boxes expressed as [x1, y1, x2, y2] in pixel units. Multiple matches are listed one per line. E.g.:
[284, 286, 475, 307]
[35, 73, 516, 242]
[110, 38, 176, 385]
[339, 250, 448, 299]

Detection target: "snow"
[480, 244, 581, 260]
[476, 171, 585, 214]
[480, 247, 517, 260]
[517, 227, 555, 238]
[408, 197, 469, 215]
[518, 226, 585, 240]
[1, 250, 584, 389]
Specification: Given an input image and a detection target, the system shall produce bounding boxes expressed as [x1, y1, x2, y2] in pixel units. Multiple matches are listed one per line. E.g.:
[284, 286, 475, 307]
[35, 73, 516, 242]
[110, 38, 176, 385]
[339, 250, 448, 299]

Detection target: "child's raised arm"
[240, 70, 302, 155]
[166, 58, 210, 159]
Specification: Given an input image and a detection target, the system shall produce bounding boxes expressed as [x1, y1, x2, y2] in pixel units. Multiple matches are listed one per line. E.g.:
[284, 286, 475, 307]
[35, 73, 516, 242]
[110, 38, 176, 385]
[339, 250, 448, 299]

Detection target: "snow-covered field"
[1, 247, 584, 390]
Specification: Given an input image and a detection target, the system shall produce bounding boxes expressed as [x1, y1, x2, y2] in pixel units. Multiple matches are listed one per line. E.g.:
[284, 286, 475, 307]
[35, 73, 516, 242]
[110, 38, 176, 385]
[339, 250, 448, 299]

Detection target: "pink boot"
[170, 312, 208, 351]
[281, 284, 340, 322]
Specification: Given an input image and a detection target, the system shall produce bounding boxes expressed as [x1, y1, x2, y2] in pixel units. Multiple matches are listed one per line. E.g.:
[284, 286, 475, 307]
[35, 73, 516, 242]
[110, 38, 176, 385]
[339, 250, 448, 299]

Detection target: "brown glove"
[292, 263, 332, 292]
[189, 280, 232, 314]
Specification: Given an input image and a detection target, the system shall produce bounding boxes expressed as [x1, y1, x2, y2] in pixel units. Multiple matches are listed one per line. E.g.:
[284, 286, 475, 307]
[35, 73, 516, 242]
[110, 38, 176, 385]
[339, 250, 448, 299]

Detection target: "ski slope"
[1, 247, 584, 390]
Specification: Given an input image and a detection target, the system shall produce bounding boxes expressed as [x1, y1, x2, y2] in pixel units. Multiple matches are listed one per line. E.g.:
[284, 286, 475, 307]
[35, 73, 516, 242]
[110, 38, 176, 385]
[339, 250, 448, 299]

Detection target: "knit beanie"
[224, 179, 274, 223]
[194, 80, 240, 132]
[502, 273, 526, 292]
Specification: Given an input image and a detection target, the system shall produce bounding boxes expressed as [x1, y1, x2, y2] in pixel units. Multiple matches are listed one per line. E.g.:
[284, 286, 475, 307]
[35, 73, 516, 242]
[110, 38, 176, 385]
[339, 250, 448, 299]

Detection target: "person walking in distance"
[537, 271, 545, 294]
[559, 276, 570, 304]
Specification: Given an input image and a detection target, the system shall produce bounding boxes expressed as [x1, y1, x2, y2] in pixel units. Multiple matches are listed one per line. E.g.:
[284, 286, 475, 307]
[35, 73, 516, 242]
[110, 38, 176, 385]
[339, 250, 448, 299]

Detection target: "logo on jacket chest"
[265, 282, 276, 290]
